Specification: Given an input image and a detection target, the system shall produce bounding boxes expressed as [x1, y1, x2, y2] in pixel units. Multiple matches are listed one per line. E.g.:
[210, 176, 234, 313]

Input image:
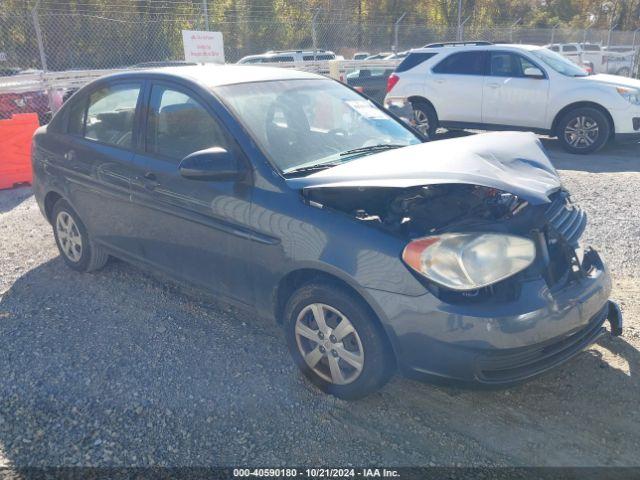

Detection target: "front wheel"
[284, 282, 394, 400]
[556, 107, 610, 154]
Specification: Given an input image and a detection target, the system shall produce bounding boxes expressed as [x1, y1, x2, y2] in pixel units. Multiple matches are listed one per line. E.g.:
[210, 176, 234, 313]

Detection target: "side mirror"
[178, 147, 244, 181]
[524, 67, 545, 79]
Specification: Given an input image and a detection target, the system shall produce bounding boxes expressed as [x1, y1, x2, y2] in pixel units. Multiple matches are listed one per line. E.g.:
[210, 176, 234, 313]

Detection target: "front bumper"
[610, 106, 640, 142]
[367, 248, 622, 386]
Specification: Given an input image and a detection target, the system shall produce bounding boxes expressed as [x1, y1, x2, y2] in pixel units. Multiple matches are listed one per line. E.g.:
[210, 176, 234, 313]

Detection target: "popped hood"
[287, 132, 562, 205]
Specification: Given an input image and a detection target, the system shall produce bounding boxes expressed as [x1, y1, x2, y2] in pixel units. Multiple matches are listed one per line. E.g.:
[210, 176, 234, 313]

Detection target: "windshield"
[531, 48, 588, 77]
[215, 79, 421, 174]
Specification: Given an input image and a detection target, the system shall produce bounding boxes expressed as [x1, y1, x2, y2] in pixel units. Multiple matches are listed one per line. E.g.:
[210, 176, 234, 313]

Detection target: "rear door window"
[433, 51, 487, 75]
[84, 83, 141, 149]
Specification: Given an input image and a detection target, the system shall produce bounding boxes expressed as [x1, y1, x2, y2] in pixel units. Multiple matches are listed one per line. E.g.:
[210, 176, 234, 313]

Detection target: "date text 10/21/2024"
[233, 468, 400, 478]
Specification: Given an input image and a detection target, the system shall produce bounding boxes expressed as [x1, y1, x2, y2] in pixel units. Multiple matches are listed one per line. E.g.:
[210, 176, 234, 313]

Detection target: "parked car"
[385, 42, 640, 154]
[384, 50, 410, 60]
[237, 50, 337, 64]
[365, 52, 393, 60]
[0, 68, 51, 124]
[345, 67, 394, 103]
[353, 52, 370, 60]
[547, 43, 634, 76]
[32, 65, 622, 399]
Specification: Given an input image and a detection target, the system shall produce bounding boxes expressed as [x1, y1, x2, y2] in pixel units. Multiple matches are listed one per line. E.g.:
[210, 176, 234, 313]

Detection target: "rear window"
[395, 52, 437, 72]
[432, 51, 486, 75]
[303, 54, 335, 61]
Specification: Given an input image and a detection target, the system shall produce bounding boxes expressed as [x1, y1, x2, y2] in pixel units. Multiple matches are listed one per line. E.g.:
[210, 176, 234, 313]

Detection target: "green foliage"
[1, 0, 639, 70]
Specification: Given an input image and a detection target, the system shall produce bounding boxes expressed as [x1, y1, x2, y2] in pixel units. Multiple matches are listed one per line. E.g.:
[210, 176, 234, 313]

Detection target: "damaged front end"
[289, 133, 617, 323]
[302, 182, 591, 306]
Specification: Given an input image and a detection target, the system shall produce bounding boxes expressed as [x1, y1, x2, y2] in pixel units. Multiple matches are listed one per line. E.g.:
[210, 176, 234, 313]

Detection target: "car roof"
[409, 44, 542, 54]
[97, 64, 325, 89]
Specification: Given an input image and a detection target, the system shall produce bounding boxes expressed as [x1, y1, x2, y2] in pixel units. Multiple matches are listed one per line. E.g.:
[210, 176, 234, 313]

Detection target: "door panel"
[55, 82, 145, 253]
[482, 52, 550, 129]
[132, 83, 254, 304]
[427, 50, 487, 123]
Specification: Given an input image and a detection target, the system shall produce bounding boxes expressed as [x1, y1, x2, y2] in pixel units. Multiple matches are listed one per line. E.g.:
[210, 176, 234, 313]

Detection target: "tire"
[411, 101, 438, 139]
[52, 199, 109, 272]
[284, 282, 394, 400]
[556, 107, 611, 155]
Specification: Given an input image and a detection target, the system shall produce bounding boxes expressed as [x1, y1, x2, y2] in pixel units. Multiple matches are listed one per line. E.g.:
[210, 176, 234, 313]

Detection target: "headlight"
[616, 87, 640, 105]
[402, 233, 536, 291]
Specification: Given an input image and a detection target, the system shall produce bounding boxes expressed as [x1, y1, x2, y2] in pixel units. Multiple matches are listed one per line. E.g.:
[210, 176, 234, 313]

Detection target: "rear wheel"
[284, 282, 394, 400]
[52, 199, 109, 272]
[411, 101, 438, 139]
[556, 107, 610, 154]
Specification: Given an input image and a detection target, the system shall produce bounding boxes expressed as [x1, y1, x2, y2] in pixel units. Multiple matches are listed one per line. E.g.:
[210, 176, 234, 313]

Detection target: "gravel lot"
[0, 138, 639, 467]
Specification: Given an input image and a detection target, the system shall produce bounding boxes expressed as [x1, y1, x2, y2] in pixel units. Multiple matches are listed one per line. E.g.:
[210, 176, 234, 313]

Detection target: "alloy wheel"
[55, 211, 83, 262]
[294, 303, 364, 385]
[564, 115, 600, 149]
[413, 108, 430, 136]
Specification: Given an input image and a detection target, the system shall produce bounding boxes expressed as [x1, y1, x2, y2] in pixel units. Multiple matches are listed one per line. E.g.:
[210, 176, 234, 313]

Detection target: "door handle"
[141, 172, 159, 190]
[487, 83, 501, 89]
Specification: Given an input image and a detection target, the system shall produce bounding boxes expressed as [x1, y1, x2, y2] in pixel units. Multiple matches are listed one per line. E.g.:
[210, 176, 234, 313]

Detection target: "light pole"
[457, 0, 463, 41]
[202, 0, 209, 31]
[510, 18, 521, 43]
[393, 12, 406, 53]
[601, 1, 616, 47]
[312, 9, 320, 57]
[631, 27, 640, 78]
[459, 16, 471, 42]
[550, 23, 561, 44]
[583, 13, 596, 44]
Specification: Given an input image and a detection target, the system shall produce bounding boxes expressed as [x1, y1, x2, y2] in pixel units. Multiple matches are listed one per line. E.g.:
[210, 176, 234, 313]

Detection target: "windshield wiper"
[339, 144, 405, 157]
[284, 144, 406, 177]
[284, 162, 344, 176]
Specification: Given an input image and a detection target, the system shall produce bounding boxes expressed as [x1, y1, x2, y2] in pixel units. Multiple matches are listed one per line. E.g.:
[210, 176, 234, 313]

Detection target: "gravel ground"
[0, 139, 639, 467]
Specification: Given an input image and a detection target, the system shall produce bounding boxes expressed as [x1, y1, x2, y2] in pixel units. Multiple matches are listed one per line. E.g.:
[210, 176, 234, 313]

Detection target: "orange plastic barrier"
[0, 113, 39, 190]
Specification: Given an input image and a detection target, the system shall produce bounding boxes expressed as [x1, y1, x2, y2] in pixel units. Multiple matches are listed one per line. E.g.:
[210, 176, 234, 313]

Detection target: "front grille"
[544, 191, 586, 247]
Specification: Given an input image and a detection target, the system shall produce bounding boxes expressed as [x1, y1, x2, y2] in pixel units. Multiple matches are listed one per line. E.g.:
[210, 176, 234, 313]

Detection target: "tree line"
[1, 0, 639, 70]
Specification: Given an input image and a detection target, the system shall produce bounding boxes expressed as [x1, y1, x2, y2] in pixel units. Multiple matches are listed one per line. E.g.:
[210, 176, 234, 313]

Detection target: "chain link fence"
[1, 5, 640, 123]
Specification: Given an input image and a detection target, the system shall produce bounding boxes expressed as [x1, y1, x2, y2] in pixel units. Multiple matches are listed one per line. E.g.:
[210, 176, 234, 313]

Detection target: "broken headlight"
[402, 233, 536, 291]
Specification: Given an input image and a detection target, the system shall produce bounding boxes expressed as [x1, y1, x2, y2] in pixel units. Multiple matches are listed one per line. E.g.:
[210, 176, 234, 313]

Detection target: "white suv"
[384, 42, 640, 154]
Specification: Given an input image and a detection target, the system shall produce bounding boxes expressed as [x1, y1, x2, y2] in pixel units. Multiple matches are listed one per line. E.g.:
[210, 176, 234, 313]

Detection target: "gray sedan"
[31, 65, 621, 399]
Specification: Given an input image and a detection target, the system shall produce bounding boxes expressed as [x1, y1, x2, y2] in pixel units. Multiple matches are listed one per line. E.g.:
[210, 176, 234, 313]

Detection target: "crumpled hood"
[287, 132, 562, 205]
[579, 74, 640, 90]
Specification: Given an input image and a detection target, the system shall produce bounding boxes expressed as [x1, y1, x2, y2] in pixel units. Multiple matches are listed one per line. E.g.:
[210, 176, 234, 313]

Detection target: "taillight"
[354, 86, 364, 93]
[386, 73, 399, 93]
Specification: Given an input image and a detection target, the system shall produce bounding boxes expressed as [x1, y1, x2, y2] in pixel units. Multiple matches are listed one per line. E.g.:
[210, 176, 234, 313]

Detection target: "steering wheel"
[265, 100, 309, 157]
